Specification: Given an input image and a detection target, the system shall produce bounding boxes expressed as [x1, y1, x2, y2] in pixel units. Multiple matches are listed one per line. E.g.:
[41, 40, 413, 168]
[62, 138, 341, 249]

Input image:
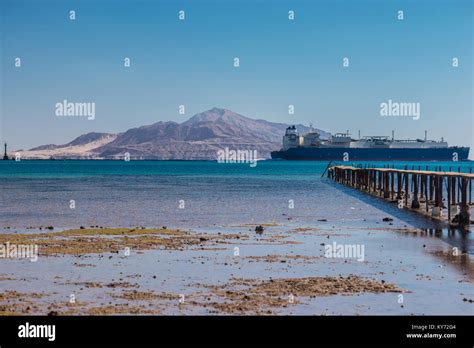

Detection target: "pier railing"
[327, 165, 473, 226]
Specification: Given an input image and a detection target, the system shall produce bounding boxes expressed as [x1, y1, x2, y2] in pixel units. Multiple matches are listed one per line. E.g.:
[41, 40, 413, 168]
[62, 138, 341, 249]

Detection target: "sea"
[1, 159, 473, 315]
[0, 159, 473, 252]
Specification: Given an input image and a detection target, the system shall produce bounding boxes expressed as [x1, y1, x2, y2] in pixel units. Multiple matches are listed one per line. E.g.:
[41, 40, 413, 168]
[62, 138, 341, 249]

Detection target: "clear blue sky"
[1, 0, 472, 151]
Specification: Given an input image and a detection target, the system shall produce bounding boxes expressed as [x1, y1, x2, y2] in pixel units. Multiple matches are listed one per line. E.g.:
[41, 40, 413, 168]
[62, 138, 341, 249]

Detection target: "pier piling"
[328, 165, 473, 227]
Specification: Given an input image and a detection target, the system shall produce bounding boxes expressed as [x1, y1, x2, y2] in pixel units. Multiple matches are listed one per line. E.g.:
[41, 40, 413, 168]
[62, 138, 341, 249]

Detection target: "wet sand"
[0, 223, 472, 315]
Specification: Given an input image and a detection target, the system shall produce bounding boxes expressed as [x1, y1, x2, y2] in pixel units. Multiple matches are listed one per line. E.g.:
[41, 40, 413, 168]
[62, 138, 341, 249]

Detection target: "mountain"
[29, 132, 116, 151]
[21, 133, 118, 160]
[18, 108, 329, 160]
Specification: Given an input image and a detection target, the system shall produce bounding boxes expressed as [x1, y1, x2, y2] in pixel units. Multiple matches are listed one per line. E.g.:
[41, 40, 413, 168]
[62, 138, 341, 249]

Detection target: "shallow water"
[1, 160, 473, 251]
[0, 223, 472, 315]
[0, 160, 473, 315]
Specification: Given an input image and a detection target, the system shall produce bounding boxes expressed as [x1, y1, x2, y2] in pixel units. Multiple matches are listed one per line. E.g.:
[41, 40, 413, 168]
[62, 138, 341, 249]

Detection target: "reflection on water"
[398, 228, 474, 281]
[423, 228, 473, 254]
[329, 179, 474, 253]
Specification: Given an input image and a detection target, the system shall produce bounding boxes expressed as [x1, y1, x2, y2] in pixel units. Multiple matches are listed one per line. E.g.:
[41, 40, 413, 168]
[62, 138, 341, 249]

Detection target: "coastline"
[0, 223, 472, 315]
[0, 160, 473, 315]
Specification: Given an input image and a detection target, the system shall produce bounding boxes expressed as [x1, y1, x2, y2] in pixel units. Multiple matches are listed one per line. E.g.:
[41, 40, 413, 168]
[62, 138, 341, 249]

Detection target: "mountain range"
[18, 108, 329, 160]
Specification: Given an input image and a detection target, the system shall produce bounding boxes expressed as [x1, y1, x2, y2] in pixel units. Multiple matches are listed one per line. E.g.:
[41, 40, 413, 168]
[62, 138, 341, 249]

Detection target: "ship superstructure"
[271, 126, 469, 161]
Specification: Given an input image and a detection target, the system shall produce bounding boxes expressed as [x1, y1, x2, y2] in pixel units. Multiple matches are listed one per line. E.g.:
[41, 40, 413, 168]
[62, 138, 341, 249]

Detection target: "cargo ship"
[271, 126, 470, 161]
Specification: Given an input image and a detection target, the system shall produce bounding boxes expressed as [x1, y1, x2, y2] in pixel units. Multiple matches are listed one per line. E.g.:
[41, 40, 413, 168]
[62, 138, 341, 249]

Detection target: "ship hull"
[271, 147, 470, 161]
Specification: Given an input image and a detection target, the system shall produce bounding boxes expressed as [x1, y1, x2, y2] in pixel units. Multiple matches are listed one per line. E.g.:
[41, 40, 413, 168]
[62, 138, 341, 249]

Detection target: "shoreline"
[2, 158, 473, 162]
[0, 224, 472, 315]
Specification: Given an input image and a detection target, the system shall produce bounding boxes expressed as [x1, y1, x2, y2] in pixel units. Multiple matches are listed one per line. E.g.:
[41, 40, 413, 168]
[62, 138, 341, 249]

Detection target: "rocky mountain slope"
[17, 108, 328, 160]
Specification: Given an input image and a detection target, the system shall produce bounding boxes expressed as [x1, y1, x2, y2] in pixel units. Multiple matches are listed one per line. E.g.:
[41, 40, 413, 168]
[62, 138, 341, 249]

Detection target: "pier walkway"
[327, 165, 473, 226]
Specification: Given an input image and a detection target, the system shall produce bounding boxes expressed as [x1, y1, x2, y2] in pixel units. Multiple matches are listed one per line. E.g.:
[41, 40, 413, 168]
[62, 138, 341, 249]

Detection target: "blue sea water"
[1, 159, 473, 178]
[1, 160, 474, 315]
[0, 160, 473, 243]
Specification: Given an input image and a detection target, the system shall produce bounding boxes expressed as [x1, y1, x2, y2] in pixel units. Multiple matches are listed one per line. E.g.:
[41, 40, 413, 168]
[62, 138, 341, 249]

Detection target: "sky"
[0, 0, 472, 152]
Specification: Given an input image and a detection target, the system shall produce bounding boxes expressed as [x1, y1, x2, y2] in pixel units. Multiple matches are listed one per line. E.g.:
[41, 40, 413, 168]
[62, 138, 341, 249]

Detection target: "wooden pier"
[327, 165, 473, 227]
